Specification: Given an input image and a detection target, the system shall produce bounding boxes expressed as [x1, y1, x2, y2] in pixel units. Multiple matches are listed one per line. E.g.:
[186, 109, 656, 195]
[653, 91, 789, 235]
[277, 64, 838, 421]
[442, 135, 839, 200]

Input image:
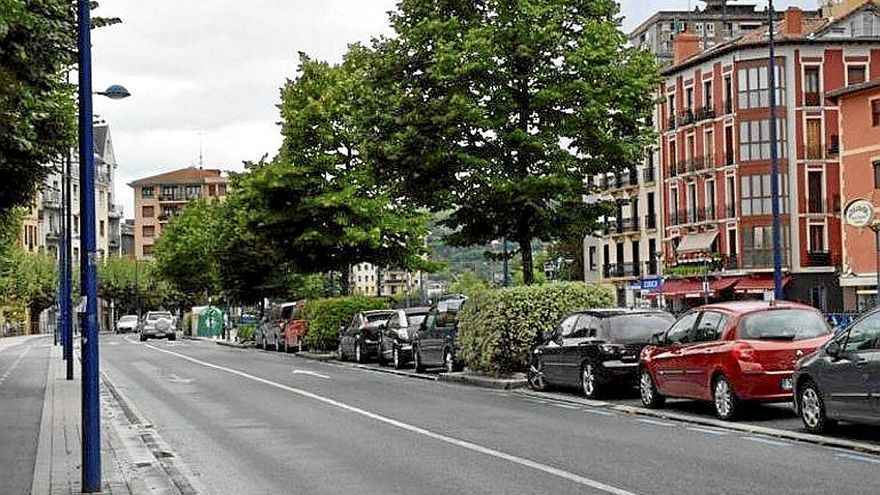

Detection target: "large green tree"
[98, 256, 173, 315]
[364, 0, 659, 284]
[237, 51, 431, 292]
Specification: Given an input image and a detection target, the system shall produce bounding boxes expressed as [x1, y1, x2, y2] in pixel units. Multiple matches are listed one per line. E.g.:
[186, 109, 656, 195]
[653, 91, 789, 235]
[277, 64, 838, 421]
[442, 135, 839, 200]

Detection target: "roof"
[128, 167, 225, 187]
[663, 1, 880, 75]
[826, 77, 880, 101]
[695, 300, 815, 314]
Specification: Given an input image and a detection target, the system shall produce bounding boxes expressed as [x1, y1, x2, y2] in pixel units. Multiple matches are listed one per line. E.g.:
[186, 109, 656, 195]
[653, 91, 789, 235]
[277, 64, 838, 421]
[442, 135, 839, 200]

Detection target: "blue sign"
[641, 278, 662, 291]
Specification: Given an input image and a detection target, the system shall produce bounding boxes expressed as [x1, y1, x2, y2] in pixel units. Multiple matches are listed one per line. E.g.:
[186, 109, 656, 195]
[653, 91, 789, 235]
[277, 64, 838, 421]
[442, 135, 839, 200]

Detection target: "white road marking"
[837, 453, 880, 464]
[584, 409, 617, 417]
[164, 373, 194, 384]
[144, 344, 640, 495]
[686, 426, 729, 436]
[637, 418, 674, 427]
[292, 370, 331, 379]
[743, 436, 791, 447]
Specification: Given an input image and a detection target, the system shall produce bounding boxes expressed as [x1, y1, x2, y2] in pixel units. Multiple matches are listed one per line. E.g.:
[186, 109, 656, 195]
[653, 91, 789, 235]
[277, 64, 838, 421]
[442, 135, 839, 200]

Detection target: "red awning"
[735, 275, 791, 294]
[711, 277, 742, 292]
[652, 277, 742, 300]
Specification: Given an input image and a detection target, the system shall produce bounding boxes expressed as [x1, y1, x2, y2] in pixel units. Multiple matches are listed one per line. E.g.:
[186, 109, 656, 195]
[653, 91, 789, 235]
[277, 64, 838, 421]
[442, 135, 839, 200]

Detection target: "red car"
[639, 301, 832, 420]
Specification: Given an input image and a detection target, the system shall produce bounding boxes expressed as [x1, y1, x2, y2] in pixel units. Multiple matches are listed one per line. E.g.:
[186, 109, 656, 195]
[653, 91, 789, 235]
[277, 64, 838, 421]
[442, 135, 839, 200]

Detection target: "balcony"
[667, 163, 679, 178]
[805, 251, 840, 268]
[668, 211, 680, 226]
[642, 167, 656, 184]
[703, 206, 717, 221]
[644, 214, 657, 230]
[722, 254, 739, 271]
[108, 204, 123, 218]
[686, 208, 698, 224]
[646, 260, 659, 276]
[804, 92, 821, 107]
[679, 158, 695, 174]
[42, 190, 62, 209]
[159, 194, 186, 202]
[620, 217, 640, 233]
[678, 109, 695, 126]
[740, 251, 791, 269]
[697, 106, 715, 121]
[603, 263, 640, 279]
[667, 116, 677, 131]
[45, 229, 62, 241]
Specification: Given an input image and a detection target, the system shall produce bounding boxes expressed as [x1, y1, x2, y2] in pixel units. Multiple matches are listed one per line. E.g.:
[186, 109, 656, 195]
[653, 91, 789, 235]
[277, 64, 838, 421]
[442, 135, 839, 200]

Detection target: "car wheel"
[444, 349, 455, 373]
[139, 333, 147, 342]
[527, 359, 547, 391]
[168, 333, 176, 341]
[355, 341, 365, 363]
[413, 347, 425, 372]
[580, 362, 602, 399]
[639, 369, 665, 408]
[713, 375, 741, 421]
[298, 339, 304, 353]
[393, 348, 404, 369]
[800, 381, 831, 433]
[337, 341, 347, 361]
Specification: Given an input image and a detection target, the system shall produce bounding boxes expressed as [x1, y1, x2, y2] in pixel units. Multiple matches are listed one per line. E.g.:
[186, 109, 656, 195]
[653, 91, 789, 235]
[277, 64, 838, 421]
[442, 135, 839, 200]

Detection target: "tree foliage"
[97, 256, 173, 315]
[364, 0, 659, 284]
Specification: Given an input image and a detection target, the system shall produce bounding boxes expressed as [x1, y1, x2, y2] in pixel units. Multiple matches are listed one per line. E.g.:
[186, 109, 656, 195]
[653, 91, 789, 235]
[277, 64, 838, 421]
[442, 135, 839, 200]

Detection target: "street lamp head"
[97, 84, 131, 100]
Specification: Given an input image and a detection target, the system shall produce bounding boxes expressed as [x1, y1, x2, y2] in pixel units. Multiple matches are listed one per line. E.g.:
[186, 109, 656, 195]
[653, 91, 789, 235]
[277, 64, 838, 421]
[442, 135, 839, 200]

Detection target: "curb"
[353, 363, 438, 381]
[517, 390, 880, 456]
[438, 372, 527, 390]
[215, 340, 253, 349]
[294, 351, 338, 362]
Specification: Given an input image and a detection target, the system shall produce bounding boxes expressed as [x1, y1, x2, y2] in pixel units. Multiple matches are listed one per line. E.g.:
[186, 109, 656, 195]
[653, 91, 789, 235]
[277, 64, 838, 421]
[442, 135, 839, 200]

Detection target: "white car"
[116, 315, 139, 334]
[139, 311, 177, 341]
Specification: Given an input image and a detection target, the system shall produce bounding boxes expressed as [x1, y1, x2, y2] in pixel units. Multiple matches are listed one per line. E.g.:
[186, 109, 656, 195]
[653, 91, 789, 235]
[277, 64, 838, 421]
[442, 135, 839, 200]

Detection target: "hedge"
[236, 323, 256, 343]
[301, 296, 391, 350]
[458, 282, 614, 375]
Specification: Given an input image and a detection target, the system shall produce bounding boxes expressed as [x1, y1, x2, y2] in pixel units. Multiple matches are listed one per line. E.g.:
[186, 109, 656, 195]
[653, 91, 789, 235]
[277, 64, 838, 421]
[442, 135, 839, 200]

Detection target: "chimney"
[673, 31, 702, 65]
[784, 7, 803, 37]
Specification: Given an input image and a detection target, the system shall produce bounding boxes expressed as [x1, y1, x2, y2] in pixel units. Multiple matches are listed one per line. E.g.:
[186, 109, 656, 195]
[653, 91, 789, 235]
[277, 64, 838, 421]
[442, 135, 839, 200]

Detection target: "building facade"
[350, 263, 421, 298]
[655, 3, 880, 312]
[129, 167, 229, 259]
[630, 0, 820, 66]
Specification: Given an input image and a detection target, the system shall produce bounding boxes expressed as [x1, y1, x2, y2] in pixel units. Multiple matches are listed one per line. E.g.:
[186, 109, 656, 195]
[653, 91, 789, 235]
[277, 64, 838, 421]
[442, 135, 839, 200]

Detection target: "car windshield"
[407, 314, 427, 329]
[119, 316, 138, 323]
[366, 313, 391, 323]
[147, 312, 172, 321]
[607, 314, 675, 343]
[738, 309, 831, 341]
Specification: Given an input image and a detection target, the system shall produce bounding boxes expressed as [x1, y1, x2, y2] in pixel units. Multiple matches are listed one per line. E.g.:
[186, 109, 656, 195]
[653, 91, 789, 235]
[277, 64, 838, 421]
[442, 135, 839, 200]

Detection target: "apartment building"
[350, 263, 420, 297]
[655, 3, 880, 312]
[129, 167, 228, 259]
[630, 0, 820, 65]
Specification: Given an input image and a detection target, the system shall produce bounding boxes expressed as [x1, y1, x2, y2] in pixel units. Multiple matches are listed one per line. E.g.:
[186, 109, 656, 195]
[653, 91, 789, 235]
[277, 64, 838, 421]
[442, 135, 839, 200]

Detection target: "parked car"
[255, 302, 296, 351]
[281, 303, 308, 353]
[338, 310, 395, 363]
[116, 314, 139, 334]
[412, 296, 467, 373]
[639, 301, 832, 420]
[378, 307, 431, 369]
[794, 308, 880, 433]
[139, 311, 177, 341]
[528, 308, 675, 398]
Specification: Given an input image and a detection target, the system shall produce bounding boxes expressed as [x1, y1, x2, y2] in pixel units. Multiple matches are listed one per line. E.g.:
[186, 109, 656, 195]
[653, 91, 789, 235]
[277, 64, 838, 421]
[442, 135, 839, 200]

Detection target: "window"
[142, 244, 153, 257]
[804, 67, 820, 105]
[141, 186, 154, 198]
[588, 246, 597, 271]
[809, 224, 826, 252]
[99, 220, 105, 237]
[741, 174, 788, 216]
[724, 75, 733, 113]
[162, 185, 177, 199]
[668, 94, 675, 117]
[703, 80, 713, 110]
[686, 87, 694, 111]
[738, 119, 787, 162]
[724, 125, 734, 164]
[73, 215, 79, 235]
[666, 312, 699, 344]
[738, 310, 830, 341]
[669, 140, 677, 169]
[843, 312, 880, 352]
[847, 65, 866, 86]
[808, 170, 824, 213]
[142, 205, 154, 218]
[726, 175, 736, 216]
[695, 311, 727, 342]
[707, 22, 716, 37]
[143, 225, 156, 238]
[185, 185, 201, 199]
[706, 179, 716, 219]
[872, 99, 880, 127]
[806, 118, 822, 160]
[687, 182, 697, 222]
[737, 65, 784, 110]
[73, 247, 79, 260]
[705, 129, 715, 165]
[558, 314, 580, 339]
[874, 161, 880, 188]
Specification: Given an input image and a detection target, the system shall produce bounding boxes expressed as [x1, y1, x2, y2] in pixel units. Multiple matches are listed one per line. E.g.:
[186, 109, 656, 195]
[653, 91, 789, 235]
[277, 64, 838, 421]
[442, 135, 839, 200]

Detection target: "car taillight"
[733, 343, 756, 361]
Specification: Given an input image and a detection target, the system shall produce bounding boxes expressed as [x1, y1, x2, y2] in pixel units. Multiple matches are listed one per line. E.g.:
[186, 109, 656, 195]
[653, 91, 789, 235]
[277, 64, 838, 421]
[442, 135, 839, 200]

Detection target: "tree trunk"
[339, 266, 352, 296]
[519, 232, 534, 285]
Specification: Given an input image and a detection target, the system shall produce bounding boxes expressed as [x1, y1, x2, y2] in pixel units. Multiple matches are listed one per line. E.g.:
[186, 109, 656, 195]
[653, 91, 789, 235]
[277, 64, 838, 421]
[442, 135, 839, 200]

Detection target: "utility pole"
[63, 152, 73, 380]
[502, 237, 510, 287]
[768, 0, 785, 300]
[76, 0, 101, 490]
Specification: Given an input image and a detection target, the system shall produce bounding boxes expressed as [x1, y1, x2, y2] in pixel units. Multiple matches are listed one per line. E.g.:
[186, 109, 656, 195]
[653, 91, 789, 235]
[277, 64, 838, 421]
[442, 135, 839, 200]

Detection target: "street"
[100, 335, 880, 495]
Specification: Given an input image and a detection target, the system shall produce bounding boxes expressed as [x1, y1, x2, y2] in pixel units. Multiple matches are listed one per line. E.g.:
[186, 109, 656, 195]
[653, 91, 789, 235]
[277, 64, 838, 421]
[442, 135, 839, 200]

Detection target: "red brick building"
[657, 2, 880, 311]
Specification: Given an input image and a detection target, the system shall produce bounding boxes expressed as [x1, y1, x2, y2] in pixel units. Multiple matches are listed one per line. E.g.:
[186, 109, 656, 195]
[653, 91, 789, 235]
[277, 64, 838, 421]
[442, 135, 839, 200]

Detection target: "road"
[0, 335, 50, 495]
[102, 334, 880, 495]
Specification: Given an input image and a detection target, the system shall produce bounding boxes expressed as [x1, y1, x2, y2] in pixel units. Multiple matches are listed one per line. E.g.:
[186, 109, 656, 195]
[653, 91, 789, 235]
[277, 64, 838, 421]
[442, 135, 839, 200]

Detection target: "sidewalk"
[31, 345, 186, 494]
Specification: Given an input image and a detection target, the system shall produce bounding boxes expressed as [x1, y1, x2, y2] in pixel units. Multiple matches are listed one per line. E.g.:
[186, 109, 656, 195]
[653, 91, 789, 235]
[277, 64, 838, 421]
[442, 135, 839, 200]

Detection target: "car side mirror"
[650, 332, 665, 346]
[825, 340, 842, 359]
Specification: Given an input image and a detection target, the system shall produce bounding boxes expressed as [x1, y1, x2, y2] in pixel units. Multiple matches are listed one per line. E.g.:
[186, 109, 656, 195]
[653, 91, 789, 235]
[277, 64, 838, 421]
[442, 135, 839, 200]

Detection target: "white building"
[350, 263, 421, 297]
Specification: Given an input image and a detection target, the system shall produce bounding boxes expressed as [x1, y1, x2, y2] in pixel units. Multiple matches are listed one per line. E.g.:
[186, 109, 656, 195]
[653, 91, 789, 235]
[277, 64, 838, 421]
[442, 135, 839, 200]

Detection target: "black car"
[794, 308, 880, 433]
[338, 310, 395, 363]
[528, 308, 675, 399]
[378, 307, 431, 369]
[412, 296, 467, 373]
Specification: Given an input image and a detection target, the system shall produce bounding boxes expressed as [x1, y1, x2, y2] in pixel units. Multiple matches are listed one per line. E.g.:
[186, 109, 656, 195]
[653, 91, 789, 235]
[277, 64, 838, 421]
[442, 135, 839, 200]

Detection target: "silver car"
[139, 311, 177, 341]
[116, 315, 139, 334]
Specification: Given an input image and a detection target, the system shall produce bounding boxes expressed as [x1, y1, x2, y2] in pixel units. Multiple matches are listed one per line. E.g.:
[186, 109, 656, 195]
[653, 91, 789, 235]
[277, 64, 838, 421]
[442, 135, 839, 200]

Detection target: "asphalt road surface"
[0, 335, 50, 495]
[102, 335, 880, 495]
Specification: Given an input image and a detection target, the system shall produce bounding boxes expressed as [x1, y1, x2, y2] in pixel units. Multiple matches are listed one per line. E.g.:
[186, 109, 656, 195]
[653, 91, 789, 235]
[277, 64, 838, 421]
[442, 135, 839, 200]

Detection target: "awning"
[677, 231, 719, 254]
[651, 277, 742, 300]
[711, 277, 742, 292]
[735, 275, 790, 294]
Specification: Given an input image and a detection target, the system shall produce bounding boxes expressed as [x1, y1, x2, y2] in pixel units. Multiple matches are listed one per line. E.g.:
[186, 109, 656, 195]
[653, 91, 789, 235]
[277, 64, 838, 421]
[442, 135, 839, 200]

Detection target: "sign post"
[844, 199, 878, 307]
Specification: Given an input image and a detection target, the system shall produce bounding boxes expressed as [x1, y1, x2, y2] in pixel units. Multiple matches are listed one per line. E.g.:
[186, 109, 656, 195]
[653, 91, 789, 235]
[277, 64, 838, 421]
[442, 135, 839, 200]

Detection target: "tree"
[237, 51, 431, 291]
[365, 0, 659, 284]
[98, 256, 172, 315]
[154, 199, 222, 305]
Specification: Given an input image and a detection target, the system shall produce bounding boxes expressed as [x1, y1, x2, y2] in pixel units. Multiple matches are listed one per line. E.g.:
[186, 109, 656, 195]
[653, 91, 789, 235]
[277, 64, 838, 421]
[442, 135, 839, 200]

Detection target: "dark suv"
[528, 308, 675, 398]
[412, 296, 467, 373]
[794, 307, 880, 433]
[378, 307, 431, 369]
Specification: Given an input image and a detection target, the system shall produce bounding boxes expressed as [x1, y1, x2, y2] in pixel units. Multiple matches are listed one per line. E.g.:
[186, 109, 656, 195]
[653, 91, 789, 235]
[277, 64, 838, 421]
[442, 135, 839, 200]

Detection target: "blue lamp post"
[767, 0, 785, 300]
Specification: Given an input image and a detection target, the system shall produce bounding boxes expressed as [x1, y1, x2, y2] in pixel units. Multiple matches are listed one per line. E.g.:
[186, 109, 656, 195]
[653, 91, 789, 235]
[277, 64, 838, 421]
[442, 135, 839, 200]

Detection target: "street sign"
[845, 199, 875, 228]
[641, 278, 662, 291]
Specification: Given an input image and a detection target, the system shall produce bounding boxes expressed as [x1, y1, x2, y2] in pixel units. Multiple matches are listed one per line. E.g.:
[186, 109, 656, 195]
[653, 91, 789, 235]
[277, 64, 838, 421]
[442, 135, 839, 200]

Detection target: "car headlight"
[600, 344, 622, 355]
[396, 329, 408, 339]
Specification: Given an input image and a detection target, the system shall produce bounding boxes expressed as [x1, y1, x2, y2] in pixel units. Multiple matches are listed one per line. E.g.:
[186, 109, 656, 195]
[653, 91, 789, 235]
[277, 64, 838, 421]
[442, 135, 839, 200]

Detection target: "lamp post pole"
[768, 0, 785, 300]
[502, 237, 510, 287]
[63, 151, 73, 380]
[76, 0, 101, 490]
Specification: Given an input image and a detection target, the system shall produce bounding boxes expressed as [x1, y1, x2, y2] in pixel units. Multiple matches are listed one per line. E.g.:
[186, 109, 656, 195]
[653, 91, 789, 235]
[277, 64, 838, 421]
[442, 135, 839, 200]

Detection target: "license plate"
[781, 378, 793, 391]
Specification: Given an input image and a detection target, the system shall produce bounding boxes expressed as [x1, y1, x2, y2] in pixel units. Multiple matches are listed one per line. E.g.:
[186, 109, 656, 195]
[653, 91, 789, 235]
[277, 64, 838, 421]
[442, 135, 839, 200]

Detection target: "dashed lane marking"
[144, 343, 641, 495]
[292, 370, 331, 379]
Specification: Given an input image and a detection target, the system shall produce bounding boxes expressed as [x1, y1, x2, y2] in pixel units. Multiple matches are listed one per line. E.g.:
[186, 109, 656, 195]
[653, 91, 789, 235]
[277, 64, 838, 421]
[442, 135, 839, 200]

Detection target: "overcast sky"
[92, 0, 818, 218]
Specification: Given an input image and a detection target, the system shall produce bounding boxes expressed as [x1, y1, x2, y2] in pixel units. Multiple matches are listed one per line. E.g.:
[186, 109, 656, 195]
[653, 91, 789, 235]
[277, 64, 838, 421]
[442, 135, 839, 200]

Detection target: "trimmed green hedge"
[236, 323, 255, 343]
[458, 282, 614, 375]
[302, 296, 391, 350]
